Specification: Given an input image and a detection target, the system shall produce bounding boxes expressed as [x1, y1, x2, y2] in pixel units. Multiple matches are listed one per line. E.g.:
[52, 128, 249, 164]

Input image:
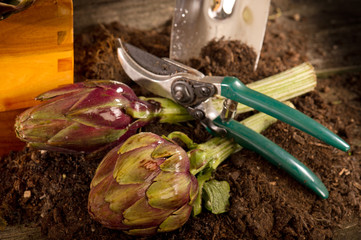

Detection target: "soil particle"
[1, 4, 361, 240]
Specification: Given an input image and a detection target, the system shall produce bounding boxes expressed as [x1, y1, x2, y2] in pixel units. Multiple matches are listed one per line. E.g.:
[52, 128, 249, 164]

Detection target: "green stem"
[192, 168, 212, 216]
[211, 62, 316, 114]
[167, 131, 199, 149]
[140, 97, 193, 123]
[190, 137, 240, 175]
[316, 65, 361, 78]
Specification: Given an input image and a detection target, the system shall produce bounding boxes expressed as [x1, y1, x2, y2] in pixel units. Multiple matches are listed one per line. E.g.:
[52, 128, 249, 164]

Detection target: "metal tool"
[116, 39, 350, 199]
[170, 0, 270, 69]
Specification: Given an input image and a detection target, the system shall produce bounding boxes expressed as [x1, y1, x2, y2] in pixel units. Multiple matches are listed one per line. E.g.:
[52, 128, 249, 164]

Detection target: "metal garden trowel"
[170, 0, 270, 70]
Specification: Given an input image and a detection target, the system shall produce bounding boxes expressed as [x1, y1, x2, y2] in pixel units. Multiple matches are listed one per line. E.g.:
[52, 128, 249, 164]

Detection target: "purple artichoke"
[88, 132, 198, 235]
[15, 80, 191, 153]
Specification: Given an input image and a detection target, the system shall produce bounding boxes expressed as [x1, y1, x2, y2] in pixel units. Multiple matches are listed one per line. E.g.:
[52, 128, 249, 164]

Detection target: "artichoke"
[15, 80, 191, 153]
[88, 132, 198, 235]
[0, 0, 35, 20]
[87, 109, 283, 235]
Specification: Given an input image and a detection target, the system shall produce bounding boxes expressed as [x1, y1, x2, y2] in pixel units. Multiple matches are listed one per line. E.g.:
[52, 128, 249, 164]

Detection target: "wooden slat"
[73, 0, 175, 32]
[0, 0, 74, 112]
[0, 0, 74, 156]
[0, 109, 25, 156]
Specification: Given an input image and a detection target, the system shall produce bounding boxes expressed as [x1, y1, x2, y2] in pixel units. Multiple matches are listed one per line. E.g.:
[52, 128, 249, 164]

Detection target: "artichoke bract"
[15, 80, 191, 153]
[88, 132, 198, 235]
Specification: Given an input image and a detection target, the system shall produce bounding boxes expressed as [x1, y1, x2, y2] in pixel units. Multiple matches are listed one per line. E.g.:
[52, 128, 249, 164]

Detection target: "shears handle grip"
[220, 77, 350, 152]
[213, 116, 329, 199]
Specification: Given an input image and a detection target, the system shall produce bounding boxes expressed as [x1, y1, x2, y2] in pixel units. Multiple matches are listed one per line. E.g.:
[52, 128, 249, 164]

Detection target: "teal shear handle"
[221, 77, 350, 152]
[213, 116, 329, 199]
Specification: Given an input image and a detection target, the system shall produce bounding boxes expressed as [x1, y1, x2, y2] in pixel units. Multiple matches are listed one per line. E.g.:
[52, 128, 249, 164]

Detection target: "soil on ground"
[1, 3, 361, 240]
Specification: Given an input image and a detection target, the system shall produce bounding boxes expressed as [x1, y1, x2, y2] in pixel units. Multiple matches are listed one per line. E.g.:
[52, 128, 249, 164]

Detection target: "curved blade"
[116, 39, 205, 100]
[116, 39, 175, 99]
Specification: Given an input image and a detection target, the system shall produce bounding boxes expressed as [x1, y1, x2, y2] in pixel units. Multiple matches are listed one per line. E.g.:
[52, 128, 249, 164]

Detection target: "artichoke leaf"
[158, 204, 192, 232]
[203, 180, 230, 214]
[48, 123, 127, 151]
[118, 132, 163, 154]
[147, 172, 191, 210]
[123, 198, 173, 227]
[113, 146, 163, 184]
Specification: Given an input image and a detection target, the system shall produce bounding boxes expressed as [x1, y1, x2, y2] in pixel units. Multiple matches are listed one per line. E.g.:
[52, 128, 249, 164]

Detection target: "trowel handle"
[220, 77, 350, 152]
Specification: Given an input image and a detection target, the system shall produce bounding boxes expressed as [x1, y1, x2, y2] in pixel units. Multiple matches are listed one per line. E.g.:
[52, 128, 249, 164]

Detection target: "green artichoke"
[88, 132, 198, 235]
[15, 80, 191, 153]
[87, 109, 282, 234]
[0, 0, 35, 20]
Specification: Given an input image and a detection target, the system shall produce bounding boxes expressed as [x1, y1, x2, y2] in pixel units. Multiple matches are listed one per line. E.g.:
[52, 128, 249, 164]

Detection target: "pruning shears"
[116, 39, 350, 199]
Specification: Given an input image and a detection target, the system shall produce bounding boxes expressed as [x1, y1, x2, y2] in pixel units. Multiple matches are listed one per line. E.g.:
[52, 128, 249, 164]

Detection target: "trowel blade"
[170, 0, 270, 69]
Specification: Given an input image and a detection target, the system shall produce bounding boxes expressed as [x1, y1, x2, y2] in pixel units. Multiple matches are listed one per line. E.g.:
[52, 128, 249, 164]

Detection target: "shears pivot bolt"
[190, 109, 205, 120]
[172, 81, 194, 105]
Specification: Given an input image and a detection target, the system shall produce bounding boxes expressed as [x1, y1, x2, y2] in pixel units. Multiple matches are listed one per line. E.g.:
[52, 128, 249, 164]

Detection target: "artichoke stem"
[141, 97, 193, 124]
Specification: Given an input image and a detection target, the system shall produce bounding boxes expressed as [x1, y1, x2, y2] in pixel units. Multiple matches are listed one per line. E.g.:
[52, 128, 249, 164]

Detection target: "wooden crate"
[0, 0, 74, 156]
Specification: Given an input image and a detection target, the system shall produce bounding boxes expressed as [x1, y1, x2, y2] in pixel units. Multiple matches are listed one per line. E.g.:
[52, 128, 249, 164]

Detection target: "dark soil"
[1, 3, 361, 240]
